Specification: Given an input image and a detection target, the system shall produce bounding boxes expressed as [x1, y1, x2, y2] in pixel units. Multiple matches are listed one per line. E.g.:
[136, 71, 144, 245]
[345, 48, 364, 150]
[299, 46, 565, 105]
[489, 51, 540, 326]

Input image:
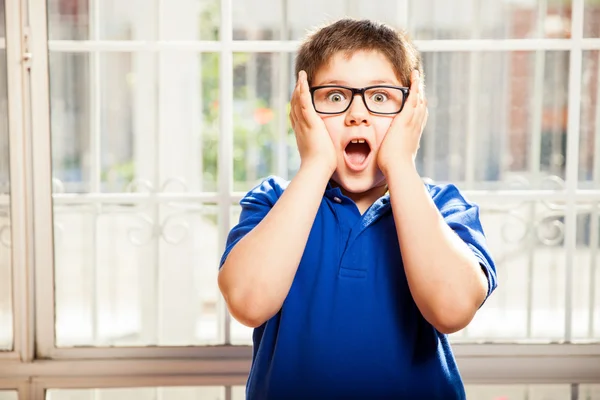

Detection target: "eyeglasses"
[309, 85, 410, 115]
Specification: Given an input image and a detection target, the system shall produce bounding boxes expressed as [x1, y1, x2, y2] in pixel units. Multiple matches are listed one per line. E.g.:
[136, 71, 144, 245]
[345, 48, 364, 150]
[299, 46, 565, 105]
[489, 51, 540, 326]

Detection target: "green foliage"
[201, 54, 291, 193]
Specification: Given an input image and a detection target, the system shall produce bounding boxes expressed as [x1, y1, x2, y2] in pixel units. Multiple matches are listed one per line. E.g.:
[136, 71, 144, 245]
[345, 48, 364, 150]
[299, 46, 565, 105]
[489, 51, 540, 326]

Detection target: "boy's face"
[312, 50, 402, 195]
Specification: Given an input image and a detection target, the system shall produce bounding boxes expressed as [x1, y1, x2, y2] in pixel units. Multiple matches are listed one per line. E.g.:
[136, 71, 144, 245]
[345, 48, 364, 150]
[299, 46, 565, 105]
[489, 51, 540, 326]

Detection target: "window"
[0, 0, 12, 352]
[1, 0, 599, 397]
[0, 392, 18, 400]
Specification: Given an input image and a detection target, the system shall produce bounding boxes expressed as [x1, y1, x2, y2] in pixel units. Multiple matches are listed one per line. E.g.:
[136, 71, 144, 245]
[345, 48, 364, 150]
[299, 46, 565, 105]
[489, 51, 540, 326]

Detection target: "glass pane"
[48, 0, 221, 41]
[0, 391, 18, 400]
[0, 0, 4, 38]
[584, 0, 600, 38]
[417, 51, 569, 190]
[233, 0, 404, 40]
[49, 52, 219, 194]
[465, 385, 571, 400]
[160, 52, 220, 192]
[233, 0, 571, 41]
[46, 387, 226, 400]
[49, 52, 159, 193]
[49, 52, 91, 193]
[0, 0, 12, 351]
[450, 199, 567, 342]
[47, 0, 157, 41]
[47, 0, 90, 40]
[162, 0, 220, 41]
[580, 385, 600, 400]
[580, 50, 600, 187]
[98, 52, 157, 193]
[410, 0, 571, 40]
[233, 53, 295, 192]
[232, 386, 246, 400]
[53, 203, 220, 347]
[573, 202, 600, 341]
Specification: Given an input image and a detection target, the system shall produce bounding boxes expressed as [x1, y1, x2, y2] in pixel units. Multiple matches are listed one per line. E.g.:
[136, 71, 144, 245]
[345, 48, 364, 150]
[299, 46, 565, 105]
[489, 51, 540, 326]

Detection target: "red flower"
[254, 108, 274, 125]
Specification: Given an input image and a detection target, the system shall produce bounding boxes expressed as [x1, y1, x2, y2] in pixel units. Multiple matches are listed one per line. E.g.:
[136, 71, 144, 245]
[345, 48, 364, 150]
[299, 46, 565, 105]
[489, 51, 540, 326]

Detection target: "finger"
[421, 105, 429, 132]
[290, 83, 301, 129]
[299, 72, 318, 124]
[413, 100, 428, 131]
[291, 98, 301, 133]
[291, 73, 306, 124]
[289, 99, 298, 132]
[411, 70, 420, 108]
[299, 71, 311, 108]
[289, 106, 297, 132]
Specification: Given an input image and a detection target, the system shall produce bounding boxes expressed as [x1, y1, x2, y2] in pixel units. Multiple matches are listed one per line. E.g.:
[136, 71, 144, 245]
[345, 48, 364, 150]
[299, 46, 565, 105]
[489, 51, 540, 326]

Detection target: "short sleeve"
[219, 176, 288, 269]
[428, 183, 498, 305]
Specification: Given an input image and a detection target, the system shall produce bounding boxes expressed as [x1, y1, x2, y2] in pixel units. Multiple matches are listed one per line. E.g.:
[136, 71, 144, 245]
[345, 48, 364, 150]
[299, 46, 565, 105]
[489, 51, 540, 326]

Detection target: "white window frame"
[2, 0, 600, 396]
[0, 379, 30, 400]
[4, 0, 34, 366]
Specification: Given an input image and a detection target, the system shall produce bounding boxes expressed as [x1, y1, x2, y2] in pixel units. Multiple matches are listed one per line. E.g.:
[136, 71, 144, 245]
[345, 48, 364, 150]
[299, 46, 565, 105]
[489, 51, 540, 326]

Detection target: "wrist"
[380, 157, 417, 177]
[299, 159, 335, 184]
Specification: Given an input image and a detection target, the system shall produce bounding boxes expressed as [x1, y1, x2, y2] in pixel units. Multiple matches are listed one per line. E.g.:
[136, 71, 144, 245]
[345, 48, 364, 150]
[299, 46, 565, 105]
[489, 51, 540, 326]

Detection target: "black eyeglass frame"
[309, 85, 410, 115]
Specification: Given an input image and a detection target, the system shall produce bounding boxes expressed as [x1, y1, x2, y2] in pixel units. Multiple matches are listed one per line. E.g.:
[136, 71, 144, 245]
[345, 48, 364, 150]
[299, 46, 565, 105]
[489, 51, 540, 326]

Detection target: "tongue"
[345, 142, 370, 165]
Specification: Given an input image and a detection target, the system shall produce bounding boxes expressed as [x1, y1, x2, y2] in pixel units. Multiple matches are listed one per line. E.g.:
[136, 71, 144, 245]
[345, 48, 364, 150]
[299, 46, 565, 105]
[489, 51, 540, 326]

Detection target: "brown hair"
[295, 18, 423, 88]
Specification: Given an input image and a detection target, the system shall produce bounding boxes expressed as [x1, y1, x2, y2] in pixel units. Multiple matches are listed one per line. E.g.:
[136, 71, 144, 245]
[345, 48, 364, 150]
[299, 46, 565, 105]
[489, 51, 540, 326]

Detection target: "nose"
[344, 93, 370, 126]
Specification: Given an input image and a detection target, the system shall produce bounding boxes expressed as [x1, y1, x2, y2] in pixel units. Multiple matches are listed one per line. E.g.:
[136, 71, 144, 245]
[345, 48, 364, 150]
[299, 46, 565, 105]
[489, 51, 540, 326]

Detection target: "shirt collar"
[324, 181, 344, 200]
[324, 181, 390, 205]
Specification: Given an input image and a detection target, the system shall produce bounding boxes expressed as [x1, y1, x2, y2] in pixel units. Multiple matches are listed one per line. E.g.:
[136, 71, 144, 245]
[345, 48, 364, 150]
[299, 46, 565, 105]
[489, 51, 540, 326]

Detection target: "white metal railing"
[218, 0, 234, 347]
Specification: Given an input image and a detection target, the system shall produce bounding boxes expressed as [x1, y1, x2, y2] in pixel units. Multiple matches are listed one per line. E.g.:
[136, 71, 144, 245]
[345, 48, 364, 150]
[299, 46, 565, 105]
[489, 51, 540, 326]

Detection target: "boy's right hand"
[290, 70, 337, 176]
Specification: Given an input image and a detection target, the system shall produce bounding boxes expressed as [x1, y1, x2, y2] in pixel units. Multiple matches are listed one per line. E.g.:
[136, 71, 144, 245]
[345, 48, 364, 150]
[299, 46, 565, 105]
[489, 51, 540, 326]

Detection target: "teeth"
[350, 139, 365, 144]
[358, 139, 365, 143]
[351, 140, 358, 144]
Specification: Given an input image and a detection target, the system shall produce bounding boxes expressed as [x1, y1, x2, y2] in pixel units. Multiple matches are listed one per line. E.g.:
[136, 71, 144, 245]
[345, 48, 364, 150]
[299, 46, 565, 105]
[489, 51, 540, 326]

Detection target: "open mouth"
[344, 139, 371, 171]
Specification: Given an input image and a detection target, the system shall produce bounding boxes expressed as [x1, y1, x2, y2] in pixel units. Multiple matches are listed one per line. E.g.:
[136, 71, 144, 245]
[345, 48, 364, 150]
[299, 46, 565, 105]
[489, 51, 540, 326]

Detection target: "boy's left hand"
[377, 70, 428, 175]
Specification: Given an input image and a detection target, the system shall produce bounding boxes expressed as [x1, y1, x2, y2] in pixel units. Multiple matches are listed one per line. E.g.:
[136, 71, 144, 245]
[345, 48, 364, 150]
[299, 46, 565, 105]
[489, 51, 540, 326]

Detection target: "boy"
[218, 18, 497, 400]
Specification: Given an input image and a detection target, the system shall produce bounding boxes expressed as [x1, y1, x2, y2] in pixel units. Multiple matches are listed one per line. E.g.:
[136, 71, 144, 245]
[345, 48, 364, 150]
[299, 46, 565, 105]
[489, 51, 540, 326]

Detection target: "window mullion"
[275, 0, 289, 179]
[28, 0, 57, 358]
[525, 0, 548, 340]
[563, 0, 585, 343]
[44, 38, 600, 53]
[218, 0, 233, 346]
[5, 0, 33, 362]
[589, 45, 600, 338]
[464, 0, 482, 187]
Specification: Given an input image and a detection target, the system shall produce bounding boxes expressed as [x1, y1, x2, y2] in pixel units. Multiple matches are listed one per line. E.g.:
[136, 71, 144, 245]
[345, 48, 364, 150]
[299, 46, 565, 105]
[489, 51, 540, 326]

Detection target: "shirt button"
[333, 197, 342, 203]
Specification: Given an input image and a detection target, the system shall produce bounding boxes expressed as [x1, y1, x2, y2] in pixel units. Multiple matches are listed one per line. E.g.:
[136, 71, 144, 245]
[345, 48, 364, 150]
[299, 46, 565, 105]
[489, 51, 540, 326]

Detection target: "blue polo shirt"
[220, 175, 497, 400]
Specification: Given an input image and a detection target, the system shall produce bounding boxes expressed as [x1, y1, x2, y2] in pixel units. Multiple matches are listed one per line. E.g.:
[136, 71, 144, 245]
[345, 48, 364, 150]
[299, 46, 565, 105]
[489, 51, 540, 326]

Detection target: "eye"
[371, 92, 389, 103]
[327, 92, 346, 103]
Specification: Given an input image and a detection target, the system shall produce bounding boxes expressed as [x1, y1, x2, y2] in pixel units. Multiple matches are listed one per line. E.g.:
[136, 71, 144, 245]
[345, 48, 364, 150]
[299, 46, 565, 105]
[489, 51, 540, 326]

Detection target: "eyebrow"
[316, 79, 400, 86]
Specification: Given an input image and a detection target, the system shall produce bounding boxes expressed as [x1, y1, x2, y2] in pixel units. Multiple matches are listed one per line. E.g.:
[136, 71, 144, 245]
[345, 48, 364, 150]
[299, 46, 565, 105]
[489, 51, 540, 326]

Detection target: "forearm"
[218, 162, 332, 327]
[384, 162, 488, 334]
